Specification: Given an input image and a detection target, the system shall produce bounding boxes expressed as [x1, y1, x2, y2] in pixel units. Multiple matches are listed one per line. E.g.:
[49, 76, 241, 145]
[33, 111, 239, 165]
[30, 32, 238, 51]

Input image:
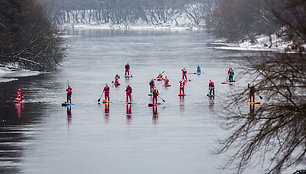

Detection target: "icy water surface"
[0, 30, 260, 174]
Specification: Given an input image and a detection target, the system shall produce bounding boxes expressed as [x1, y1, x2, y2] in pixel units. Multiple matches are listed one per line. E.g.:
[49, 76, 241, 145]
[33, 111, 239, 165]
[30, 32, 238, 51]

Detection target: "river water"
[0, 29, 261, 174]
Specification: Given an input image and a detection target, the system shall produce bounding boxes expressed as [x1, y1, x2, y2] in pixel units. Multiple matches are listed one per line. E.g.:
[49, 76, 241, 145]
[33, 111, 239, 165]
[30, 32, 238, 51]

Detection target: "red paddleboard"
[178, 94, 185, 96]
[163, 84, 171, 87]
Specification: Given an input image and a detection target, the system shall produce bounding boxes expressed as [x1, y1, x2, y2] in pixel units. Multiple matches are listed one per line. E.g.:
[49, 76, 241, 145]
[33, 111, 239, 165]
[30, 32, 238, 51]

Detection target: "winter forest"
[0, 0, 305, 174]
[0, 0, 304, 70]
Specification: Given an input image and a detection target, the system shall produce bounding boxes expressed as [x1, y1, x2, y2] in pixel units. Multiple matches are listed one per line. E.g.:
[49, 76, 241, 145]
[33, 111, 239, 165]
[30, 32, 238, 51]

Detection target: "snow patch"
[0, 64, 41, 83]
[213, 34, 305, 53]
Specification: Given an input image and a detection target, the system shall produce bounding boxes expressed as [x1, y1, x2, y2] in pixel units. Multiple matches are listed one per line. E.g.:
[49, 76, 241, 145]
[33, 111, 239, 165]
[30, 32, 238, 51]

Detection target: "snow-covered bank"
[61, 23, 202, 32]
[212, 34, 305, 53]
[0, 64, 41, 83]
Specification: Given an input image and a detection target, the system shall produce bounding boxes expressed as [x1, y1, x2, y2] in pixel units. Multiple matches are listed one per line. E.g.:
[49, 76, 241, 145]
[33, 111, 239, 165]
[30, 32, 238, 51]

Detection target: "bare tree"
[217, 53, 306, 174]
[0, 0, 65, 71]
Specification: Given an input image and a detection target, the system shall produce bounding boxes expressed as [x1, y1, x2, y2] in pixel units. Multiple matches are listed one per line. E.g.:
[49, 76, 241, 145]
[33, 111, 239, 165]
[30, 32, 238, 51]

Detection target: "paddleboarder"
[157, 73, 163, 79]
[114, 74, 120, 85]
[209, 80, 215, 96]
[197, 65, 201, 73]
[228, 67, 234, 82]
[179, 80, 185, 95]
[248, 84, 255, 102]
[152, 87, 159, 104]
[149, 79, 155, 93]
[16, 88, 23, 100]
[182, 67, 187, 80]
[125, 62, 130, 76]
[103, 83, 110, 101]
[164, 76, 170, 85]
[126, 84, 132, 103]
[66, 85, 72, 103]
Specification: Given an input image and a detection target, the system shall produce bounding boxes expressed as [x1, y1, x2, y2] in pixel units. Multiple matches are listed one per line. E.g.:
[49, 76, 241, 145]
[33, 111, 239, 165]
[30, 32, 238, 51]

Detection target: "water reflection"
[126, 104, 132, 124]
[249, 104, 255, 113]
[179, 96, 185, 113]
[152, 106, 158, 124]
[67, 106, 72, 125]
[14, 103, 23, 119]
[209, 98, 214, 112]
[103, 103, 110, 123]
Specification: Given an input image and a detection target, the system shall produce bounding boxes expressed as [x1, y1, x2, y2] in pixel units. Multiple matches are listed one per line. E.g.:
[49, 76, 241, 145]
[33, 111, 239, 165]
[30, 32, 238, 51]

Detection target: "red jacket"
[103, 86, 110, 93]
[125, 64, 130, 70]
[66, 86, 72, 95]
[164, 78, 169, 84]
[179, 81, 185, 87]
[149, 80, 155, 87]
[17, 90, 23, 98]
[126, 86, 132, 95]
[209, 82, 215, 88]
[152, 89, 159, 96]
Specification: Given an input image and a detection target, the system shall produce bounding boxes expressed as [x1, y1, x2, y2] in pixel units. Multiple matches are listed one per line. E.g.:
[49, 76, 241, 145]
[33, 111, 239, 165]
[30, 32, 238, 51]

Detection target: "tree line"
[0, 0, 65, 71]
[207, 0, 305, 50]
[43, 0, 213, 28]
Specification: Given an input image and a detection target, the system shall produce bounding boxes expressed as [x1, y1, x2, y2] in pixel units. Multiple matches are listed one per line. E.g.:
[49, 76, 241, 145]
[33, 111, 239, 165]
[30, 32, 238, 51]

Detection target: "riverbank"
[212, 34, 306, 53]
[0, 64, 40, 83]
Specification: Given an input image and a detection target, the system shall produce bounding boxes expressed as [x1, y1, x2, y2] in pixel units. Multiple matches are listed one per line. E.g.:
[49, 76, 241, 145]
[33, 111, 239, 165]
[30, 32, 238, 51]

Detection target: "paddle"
[157, 95, 165, 102]
[97, 92, 104, 103]
[153, 71, 165, 80]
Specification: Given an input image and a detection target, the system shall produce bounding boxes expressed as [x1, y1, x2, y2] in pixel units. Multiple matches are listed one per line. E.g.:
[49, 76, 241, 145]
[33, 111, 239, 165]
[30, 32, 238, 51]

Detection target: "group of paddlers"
[15, 63, 258, 105]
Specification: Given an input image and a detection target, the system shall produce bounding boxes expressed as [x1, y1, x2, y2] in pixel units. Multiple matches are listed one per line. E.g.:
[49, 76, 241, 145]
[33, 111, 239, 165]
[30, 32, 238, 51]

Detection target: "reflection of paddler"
[126, 104, 132, 115]
[105, 103, 110, 114]
[152, 106, 158, 123]
[67, 106, 72, 124]
[15, 102, 24, 119]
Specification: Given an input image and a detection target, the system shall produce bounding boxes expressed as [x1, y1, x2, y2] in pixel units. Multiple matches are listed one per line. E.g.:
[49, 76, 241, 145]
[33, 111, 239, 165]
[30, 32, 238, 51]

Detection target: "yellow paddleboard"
[246, 101, 260, 104]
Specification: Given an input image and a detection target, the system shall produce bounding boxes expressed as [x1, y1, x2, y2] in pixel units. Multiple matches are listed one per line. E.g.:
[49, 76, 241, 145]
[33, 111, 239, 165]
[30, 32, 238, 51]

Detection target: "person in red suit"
[126, 84, 132, 102]
[179, 80, 185, 95]
[103, 83, 110, 101]
[152, 87, 159, 104]
[16, 88, 23, 101]
[182, 67, 187, 80]
[209, 80, 215, 96]
[114, 74, 120, 85]
[66, 86, 72, 103]
[125, 62, 130, 75]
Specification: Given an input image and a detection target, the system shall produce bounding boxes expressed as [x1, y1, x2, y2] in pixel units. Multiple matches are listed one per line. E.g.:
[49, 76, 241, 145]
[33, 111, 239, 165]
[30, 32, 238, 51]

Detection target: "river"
[0, 29, 261, 174]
